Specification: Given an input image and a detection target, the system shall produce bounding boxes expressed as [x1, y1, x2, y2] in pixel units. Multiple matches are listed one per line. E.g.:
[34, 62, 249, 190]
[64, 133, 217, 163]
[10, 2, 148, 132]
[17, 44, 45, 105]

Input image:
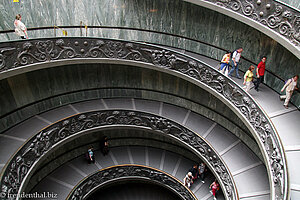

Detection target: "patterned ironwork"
[67, 165, 196, 200]
[0, 47, 15, 70]
[0, 38, 287, 200]
[0, 110, 236, 200]
[202, 0, 300, 49]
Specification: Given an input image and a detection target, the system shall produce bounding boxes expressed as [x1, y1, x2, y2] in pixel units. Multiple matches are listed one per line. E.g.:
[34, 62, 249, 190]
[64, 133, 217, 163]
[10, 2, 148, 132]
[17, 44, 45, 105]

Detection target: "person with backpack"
[280, 75, 299, 108]
[220, 52, 231, 76]
[228, 48, 243, 79]
[253, 56, 267, 92]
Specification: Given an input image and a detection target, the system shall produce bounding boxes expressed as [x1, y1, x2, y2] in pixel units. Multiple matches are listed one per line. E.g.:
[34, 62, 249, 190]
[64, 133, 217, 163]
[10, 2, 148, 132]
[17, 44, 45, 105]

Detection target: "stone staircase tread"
[184, 111, 215, 137]
[194, 175, 215, 197]
[206, 125, 238, 153]
[271, 111, 300, 147]
[221, 142, 261, 172]
[175, 156, 196, 180]
[3, 116, 49, 139]
[250, 84, 297, 114]
[233, 165, 269, 194]
[93, 150, 115, 168]
[147, 146, 163, 169]
[134, 99, 161, 115]
[32, 176, 72, 199]
[71, 155, 99, 175]
[109, 146, 130, 165]
[162, 150, 180, 174]
[38, 105, 77, 124]
[239, 190, 270, 199]
[130, 146, 146, 165]
[71, 99, 105, 113]
[104, 98, 134, 109]
[290, 190, 300, 200]
[48, 165, 84, 186]
[0, 137, 24, 165]
[161, 103, 189, 124]
[286, 151, 300, 185]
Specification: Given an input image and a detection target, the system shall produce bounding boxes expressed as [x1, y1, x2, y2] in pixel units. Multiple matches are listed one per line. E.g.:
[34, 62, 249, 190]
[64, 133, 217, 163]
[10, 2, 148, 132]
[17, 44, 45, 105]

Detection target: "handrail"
[79, 21, 88, 37]
[53, 26, 68, 37]
[0, 25, 297, 94]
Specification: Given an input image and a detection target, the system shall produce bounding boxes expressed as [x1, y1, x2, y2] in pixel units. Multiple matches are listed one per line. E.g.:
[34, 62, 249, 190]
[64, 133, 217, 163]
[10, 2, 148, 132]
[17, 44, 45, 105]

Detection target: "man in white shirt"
[228, 48, 243, 79]
[280, 75, 298, 108]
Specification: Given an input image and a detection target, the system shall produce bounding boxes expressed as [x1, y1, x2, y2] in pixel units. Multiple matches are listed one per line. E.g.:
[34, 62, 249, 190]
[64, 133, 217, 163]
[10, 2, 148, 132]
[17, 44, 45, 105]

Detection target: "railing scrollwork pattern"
[0, 110, 235, 200]
[67, 165, 196, 200]
[0, 38, 287, 200]
[199, 0, 300, 49]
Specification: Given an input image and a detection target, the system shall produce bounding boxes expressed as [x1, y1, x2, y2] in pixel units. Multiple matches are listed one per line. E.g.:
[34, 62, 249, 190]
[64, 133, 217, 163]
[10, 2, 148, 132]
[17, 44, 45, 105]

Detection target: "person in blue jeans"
[229, 48, 243, 79]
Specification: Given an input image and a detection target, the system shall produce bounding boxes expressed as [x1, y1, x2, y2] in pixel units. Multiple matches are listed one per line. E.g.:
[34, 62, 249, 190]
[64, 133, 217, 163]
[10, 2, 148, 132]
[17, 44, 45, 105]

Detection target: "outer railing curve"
[67, 165, 197, 200]
[0, 37, 288, 200]
[1, 25, 299, 109]
[186, 0, 300, 59]
[0, 110, 236, 200]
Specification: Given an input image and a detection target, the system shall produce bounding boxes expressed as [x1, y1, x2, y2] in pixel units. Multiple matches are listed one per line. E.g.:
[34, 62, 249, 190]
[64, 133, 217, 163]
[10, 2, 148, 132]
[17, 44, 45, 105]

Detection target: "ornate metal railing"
[0, 37, 287, 200]
[185, 0, 300, 58]
[67, 165, 197, 200]
[1, 25, 299, 109]
[0, 110, 236, 200]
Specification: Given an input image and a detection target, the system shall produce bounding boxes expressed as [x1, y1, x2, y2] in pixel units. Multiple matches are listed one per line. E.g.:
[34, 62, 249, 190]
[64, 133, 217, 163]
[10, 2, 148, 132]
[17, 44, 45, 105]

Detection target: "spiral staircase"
[0, 0, 300, 199]
[0, 37, 298, 199]
[1, 98, 268, 200]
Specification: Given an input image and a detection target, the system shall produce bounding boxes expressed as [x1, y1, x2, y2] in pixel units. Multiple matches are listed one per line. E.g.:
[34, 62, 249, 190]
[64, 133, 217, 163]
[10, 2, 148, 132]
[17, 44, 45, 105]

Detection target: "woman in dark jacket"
[100, 136, 109, 156]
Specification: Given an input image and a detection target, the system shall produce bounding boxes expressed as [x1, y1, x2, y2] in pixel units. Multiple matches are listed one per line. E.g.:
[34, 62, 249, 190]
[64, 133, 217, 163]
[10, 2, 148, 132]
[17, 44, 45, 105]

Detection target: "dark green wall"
[279, 0, 300, 10]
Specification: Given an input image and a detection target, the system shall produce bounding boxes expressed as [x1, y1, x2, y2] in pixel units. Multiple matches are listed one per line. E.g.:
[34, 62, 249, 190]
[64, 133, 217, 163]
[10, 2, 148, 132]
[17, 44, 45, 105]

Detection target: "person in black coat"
[189, 164, 198, 181]
[100, 136, 109, 156]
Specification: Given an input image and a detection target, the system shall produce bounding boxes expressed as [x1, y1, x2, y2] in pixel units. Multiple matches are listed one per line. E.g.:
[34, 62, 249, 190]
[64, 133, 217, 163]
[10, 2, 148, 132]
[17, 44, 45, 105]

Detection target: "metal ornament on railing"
[0, 110, 235, 200]
[199, 0, 300, 48]
[0, 38, 287, 200]
[67, 165, 196, 200]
